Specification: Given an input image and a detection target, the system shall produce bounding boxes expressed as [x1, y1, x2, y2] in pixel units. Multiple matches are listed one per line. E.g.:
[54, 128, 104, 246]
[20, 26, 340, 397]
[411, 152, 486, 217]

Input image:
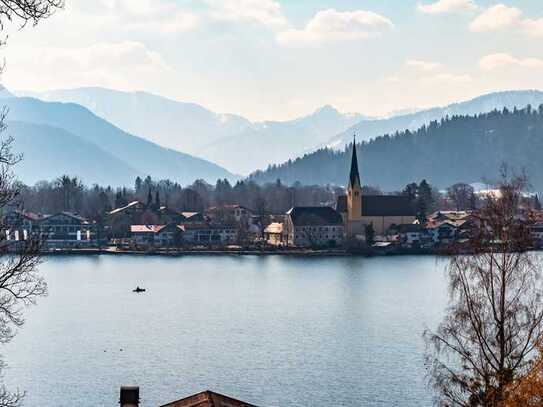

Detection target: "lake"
[3, 254, 449, 406]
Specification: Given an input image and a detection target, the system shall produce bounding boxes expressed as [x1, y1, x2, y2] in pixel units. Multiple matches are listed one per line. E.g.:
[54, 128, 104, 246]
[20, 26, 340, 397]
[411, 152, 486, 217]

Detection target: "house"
[336, 143, 416, 237]
[264, 222, 287, 246]
[396, 223, 425, 247]
[206, 205, 253, 223]
[119, 386, 258, 407]
[130, 223, 183, 247]
[530, 222, 543, 248]
[158, 206, 185, 224]
[3, 209, 43, 236]
[180, 222, 238, 245]
[38, 212, 97, 248]
[160, 390, 258, 407]
[285, 207, 344, 247]
[180, 212, 205, 223]
[108, 201, 158, 237]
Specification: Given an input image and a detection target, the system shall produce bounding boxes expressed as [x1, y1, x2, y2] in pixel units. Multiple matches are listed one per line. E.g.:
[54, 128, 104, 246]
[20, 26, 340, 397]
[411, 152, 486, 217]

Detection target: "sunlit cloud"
[277, 8, 393, 45]
[405, 59, 444, 72]
[417, 0, 478, 14]
[470, 4, 543, 37]
[479, 53, 543, 71]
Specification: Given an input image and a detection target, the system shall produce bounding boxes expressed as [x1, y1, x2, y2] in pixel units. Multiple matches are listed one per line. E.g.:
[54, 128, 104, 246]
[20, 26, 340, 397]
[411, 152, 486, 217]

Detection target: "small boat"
[132, 286, 146, 293]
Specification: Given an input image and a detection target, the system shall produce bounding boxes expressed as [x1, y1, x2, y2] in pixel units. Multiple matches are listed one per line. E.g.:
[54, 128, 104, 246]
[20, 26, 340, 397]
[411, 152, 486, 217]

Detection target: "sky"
[1, 0, 543, 121]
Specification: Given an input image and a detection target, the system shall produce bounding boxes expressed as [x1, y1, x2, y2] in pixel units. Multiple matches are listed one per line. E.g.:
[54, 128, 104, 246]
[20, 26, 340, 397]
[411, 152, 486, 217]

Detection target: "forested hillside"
[250, 105, 543, 192]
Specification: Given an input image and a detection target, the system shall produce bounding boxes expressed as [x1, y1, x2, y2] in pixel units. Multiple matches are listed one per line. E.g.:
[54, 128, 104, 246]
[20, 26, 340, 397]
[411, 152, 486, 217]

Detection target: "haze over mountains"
[0, 92, 236, 186]
[24, 88, 543, 178]
[22, 88, 368, 175]
[251, 105, 543, 192]
[9, 86, 543, 190]
[326, 90, 543, 150]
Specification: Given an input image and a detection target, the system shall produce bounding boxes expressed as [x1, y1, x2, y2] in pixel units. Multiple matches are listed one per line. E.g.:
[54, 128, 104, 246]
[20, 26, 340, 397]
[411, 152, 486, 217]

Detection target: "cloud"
[4, 41, 173, 91]
[479, 53, 543, 71]
[420, 72, 473, 85]
[417, 0, 478, 14]
[470, 4, 543, 37]
[70, 0, 201, 34]
[205, 0, 288, 28]
[470, 4, 522, 32]
[277, 8, 393, 45]
[405, 59, 443, 72]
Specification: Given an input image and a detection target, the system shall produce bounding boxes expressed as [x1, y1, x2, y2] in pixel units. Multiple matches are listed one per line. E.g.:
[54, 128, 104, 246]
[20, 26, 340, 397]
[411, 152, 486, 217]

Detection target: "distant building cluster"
[2, 145, 543, 253]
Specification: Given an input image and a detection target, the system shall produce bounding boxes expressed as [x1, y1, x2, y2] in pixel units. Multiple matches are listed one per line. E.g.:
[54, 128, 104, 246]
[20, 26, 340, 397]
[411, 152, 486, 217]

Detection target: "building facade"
[337, 143, 416, 237]
[285, 207, 344, 247]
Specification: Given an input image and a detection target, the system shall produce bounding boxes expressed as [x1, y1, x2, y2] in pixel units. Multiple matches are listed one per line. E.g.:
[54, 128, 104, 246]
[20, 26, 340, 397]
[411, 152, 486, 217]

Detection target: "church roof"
[336, 195, 416, 217]
[349, 142, 361, 188]
[287, 206, 343, 226]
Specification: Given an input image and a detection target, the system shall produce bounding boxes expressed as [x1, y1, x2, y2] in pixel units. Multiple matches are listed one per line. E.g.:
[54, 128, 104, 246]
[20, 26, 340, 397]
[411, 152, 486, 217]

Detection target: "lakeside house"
[3, 209, 97, 248]
[120, 386, 257, 407]
[285, 206, 344, 247]
[130, 224, 183, 247]
[264, 222, 287, 246]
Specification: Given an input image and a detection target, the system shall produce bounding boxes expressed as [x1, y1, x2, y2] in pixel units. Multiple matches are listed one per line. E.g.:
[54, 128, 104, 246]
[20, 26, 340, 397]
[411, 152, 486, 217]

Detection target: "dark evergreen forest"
[250, 105, 543, 192]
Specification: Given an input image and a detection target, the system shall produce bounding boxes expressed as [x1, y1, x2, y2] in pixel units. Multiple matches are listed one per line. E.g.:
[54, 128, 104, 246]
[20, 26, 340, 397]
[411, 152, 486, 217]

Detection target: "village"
[3, 147, 543, 255]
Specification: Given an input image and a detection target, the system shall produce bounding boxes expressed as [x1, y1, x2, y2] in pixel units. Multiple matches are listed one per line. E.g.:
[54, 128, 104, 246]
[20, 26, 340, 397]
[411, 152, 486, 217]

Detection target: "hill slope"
[326, 90, 543, 150]
[3, 97, 237, 186]
[20, 87, 252, 156]
[22, 88, 367, 175]
[8, 121, 141, 185]
[200, 105, 367, 174]
[250, 105, 543, 191]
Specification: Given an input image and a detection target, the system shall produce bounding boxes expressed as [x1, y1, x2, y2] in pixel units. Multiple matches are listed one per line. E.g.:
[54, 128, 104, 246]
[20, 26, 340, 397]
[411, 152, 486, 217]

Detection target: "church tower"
[347, 138, 362, 236]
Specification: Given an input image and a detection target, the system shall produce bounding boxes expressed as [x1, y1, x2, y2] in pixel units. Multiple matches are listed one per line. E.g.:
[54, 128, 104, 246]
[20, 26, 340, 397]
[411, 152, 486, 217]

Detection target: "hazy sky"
[2, 0, 543, 121]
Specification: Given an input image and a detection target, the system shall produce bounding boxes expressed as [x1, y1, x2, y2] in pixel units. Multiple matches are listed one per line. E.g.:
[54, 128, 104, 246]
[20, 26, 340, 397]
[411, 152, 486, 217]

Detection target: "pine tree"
[147, 188, 153, 208]
[155, 190, 161, 209]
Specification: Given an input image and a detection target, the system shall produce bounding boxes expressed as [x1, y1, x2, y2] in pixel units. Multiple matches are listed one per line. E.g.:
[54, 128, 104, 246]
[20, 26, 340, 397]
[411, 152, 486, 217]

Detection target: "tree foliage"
[425, 170, 543, 406]
[250, 106, 543, 192]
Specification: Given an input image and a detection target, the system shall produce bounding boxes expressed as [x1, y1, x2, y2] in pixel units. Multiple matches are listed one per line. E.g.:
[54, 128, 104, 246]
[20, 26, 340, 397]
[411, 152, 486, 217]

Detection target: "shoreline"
[38, 247, 440, 257]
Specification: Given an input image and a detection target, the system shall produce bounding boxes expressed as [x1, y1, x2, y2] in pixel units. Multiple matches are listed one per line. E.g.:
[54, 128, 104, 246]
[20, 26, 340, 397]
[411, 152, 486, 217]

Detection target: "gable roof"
[287, 206, 343, 226]
[131, 225, 165, 234]
[336, 195, 416, 217]
[42, 212, 89, 223]
[160, 390, 258, 407]
[109, 201, 146, 216]
[361, 195, 416, 217]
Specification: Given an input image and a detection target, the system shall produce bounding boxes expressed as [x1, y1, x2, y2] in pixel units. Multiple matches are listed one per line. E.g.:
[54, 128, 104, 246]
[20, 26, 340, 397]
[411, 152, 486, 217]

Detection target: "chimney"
[120, 386, 139, 407]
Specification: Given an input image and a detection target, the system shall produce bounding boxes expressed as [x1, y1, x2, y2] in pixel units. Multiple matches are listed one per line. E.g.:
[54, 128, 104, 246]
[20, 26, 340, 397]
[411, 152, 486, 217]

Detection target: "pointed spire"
[349, 135, 361, 188]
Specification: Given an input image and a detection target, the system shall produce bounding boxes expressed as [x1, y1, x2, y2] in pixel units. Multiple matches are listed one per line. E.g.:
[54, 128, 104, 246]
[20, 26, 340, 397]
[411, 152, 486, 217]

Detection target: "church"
[337, 143, 416, 237]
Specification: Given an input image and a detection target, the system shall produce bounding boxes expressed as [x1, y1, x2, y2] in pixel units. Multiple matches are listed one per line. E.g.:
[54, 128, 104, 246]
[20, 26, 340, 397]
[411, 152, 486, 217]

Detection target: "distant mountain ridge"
[19, 87, 252, 156]
[326, 90, 543, 149]
[200, 104, 368, 174]
[21, 87, 369, 175]
[2, 96, 237, 186]
[250, 105, 543, 192]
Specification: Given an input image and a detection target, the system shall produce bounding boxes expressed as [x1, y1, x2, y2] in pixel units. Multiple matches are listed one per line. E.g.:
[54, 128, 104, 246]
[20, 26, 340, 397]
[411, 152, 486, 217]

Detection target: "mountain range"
[11, 87, 543, 189]
[22, 88, 368, 174]
[325, 90, 543, 149]
[0, 93, 236, 186]
[250, 105, 543, 192]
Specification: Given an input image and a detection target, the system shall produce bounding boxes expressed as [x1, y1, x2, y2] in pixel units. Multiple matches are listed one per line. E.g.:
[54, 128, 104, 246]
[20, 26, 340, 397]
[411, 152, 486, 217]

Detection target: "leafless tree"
[447, 183, 476, 211]
[425, 169, 543, 406]
[0, 1, 63, 406]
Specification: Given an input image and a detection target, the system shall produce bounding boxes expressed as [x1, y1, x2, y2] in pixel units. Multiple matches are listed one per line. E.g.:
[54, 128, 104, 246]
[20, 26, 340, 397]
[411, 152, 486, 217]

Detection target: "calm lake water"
[3, 255, 449, 406]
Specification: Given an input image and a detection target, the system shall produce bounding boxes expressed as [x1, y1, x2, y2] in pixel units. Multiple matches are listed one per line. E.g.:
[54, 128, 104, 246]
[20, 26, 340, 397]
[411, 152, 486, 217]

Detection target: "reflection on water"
[4, 255, 448, 406]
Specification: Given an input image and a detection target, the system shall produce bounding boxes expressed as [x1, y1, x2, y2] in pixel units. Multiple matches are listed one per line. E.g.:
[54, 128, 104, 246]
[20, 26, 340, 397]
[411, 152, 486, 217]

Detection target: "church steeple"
[349, 136, 361, 188]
